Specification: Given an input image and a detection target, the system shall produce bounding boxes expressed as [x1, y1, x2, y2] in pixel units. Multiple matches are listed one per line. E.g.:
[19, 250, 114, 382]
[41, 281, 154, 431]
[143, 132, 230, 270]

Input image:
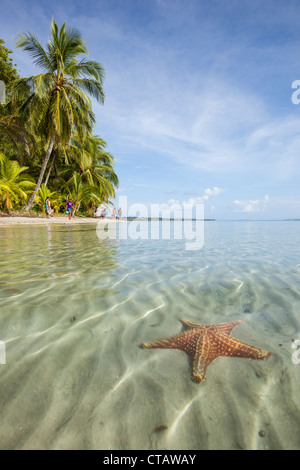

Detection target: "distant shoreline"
[2, 215, 299, 227]
[125, 217, 216, 221]
[0, 215, 216, 226]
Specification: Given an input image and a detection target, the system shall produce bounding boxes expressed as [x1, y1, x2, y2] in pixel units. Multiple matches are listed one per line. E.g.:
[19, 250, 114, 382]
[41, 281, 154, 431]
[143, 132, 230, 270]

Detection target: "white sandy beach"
[0, 216, 121, 226]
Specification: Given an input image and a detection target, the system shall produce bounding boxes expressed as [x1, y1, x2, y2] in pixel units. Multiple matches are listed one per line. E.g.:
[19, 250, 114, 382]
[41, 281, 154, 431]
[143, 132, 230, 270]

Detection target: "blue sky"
[2, 0, 300, 219]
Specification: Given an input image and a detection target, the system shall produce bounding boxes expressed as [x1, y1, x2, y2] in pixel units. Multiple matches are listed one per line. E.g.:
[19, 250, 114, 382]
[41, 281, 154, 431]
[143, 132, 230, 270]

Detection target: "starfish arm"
[180, 318, 203, 330]
[141, 328, 203, 352]
[187, 330, 213, 383]
[141, 332, 186, 350]
[214, 320, 243, 335]
[191, 338, 216, 383]
[216, 333, 272, 359]
[191, 357, 209, 383]
[181, 319, 243, 333]
[141, 338, 172, 349]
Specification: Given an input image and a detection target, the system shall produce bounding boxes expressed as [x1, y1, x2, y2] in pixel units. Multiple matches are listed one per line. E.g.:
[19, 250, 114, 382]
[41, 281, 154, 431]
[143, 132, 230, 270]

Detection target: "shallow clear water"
[0, 220, 300, 449]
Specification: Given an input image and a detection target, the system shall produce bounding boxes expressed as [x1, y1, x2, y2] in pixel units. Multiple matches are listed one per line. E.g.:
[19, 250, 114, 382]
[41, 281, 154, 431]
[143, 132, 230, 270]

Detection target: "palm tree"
[66, 134, 119, 202]
[0, 103, 36, 165]
[0, 153, 35, 210]
[66, 171, 102, 214]
[12, 18, 105, 210]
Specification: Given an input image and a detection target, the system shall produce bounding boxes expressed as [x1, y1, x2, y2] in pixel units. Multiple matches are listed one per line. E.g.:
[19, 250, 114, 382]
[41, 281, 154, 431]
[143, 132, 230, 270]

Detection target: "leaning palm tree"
[66, 134, 119, 201]
[11, 18, 105, 210]
[0, 153, 35, 211]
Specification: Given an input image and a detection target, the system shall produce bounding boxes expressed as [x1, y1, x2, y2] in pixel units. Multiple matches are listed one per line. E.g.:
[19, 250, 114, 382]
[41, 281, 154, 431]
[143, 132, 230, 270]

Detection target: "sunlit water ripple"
[0, 220, 300, 449]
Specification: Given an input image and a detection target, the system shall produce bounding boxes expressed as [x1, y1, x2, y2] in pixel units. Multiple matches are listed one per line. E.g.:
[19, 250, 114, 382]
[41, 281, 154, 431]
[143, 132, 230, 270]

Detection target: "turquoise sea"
[0, 220, 300, 449]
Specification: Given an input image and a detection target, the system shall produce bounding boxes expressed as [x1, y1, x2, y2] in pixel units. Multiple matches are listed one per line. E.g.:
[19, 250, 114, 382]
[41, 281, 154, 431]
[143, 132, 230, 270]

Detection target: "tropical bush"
[33, 183, 64, 214]
[0, 153, 35, 210]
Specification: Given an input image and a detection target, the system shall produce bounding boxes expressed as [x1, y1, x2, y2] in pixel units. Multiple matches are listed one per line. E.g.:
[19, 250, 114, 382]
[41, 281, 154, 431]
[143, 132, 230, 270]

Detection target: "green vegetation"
[0, 19, 119, 216]
[0, 39, 20, 89]
[0, 153, 35, 211]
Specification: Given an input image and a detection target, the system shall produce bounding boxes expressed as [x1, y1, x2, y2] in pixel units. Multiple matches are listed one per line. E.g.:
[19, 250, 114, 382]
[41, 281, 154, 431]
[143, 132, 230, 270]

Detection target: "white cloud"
[159, 187, 223, 217]
[184, 187, 224, 205]
[98, 64, 300, 182]
[167, 198, 181, 207]
[202, 187, 224, 200]
[234, 195, 269, 213]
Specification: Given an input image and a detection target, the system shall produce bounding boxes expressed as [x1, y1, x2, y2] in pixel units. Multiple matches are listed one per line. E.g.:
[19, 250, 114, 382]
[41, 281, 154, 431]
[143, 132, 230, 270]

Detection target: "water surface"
[0, 220, 299, 449]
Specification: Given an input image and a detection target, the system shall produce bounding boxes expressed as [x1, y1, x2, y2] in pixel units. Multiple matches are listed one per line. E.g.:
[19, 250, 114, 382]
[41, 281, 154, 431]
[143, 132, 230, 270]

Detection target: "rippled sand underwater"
[0, 221, 300, 450]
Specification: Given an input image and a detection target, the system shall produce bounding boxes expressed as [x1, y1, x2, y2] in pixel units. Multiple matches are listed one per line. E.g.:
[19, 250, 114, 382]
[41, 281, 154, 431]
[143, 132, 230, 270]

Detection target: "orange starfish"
[141, 319, 271, 383]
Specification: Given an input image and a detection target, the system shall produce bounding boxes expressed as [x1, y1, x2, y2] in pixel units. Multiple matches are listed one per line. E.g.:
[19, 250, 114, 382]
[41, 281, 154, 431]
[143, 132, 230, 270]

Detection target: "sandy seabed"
[0, 220, 300, 450]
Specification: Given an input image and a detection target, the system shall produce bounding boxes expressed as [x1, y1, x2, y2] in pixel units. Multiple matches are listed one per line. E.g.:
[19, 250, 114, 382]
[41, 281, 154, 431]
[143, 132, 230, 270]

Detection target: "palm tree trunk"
[75, 201, 80, 216]
[22, 135, 55, 211]
[44, 151, 56, 187]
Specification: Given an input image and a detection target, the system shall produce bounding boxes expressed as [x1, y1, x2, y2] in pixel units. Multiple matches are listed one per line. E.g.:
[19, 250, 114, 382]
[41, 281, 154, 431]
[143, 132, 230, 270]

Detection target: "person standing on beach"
[112, 207, 116, 219]
[117, 207, 122, 219]
[45, 197, 52, 219]
[95, 205, 101, 218]
[100, 205, 106, 218]
[66, 199, 74, 220]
